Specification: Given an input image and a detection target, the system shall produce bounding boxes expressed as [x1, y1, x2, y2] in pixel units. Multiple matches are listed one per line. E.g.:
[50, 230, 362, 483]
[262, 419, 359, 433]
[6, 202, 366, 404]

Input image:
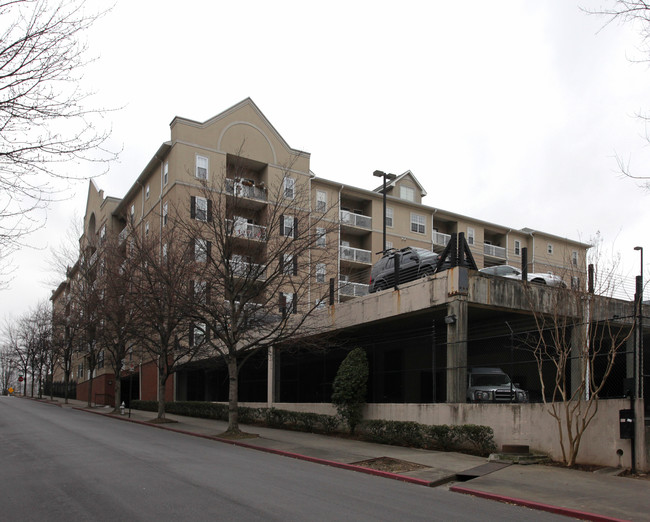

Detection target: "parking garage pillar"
[446, 297, 468, 403]
[267, 346, 276, 407]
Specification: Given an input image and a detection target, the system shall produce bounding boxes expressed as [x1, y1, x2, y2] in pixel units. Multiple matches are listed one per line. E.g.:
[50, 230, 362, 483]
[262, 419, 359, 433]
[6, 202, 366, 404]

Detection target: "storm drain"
[455, 462, 511, 482]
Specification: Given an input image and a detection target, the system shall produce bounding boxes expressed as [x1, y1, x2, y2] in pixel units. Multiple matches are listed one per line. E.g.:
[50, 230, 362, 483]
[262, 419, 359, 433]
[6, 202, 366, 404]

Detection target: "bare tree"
[523, 255, 634, 466]
[178, 155, 339, 435]
[0, 344, 17, 394]
[127, 223, 200, 421]
[0, 0, 117, 281]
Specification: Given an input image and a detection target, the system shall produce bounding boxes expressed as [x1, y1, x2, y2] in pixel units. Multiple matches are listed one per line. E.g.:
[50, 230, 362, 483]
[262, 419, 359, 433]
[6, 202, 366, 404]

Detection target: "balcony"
[432, 231, 451, 247]
[339, 280, 369, 298]
[230, 259, 267, 280]
[227, 220, 266, 241]
[484, 243, 506, 258]
[225, 178, 267, 207]
[339, 245, 372, 265]
[340, 210, 371, 231]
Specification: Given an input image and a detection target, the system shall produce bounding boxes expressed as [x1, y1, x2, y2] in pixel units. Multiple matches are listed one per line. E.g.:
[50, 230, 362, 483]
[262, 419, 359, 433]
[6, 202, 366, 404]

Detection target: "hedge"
[131, 400, 496, 455]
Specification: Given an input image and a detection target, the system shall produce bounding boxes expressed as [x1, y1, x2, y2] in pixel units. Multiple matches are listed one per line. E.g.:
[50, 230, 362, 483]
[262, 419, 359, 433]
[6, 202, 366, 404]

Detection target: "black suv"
[368, 246, 442, 293]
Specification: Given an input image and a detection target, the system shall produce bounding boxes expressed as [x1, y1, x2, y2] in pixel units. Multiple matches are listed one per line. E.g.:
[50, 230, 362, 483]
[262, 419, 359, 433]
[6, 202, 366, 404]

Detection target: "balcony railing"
[484, 244, 506, 258]
[432, 231, 451, 247]
[230, 259, 267, 280]
[339, 280, 369, 297]
[227, 220, 266, 241]
[339, 245, 372, 264]
[340, 210, 371, 229]
[225, 178, 267, 202]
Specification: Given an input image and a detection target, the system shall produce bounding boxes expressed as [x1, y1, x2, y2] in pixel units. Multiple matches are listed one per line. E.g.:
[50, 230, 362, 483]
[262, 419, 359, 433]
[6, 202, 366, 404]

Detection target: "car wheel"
[420, 266, 434, 278]
[374, 281, 387, 291]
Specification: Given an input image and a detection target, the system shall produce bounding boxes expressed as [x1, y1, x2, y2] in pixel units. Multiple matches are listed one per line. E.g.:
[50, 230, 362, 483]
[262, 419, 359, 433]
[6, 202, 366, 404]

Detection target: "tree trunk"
[87, 374, 93, 407]
[227, 356, 239, 433]
[157, 361, 166, 420]
[63, 368, 70, 404]
[113, 371, 122, 414]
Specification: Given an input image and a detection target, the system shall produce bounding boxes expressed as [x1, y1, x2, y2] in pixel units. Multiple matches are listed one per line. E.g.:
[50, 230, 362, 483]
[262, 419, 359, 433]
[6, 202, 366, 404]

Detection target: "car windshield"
[472, 374, 511, 386]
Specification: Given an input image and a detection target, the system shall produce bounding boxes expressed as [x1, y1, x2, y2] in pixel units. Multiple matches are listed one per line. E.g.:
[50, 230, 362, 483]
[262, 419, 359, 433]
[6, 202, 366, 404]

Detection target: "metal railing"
[484, 244, 506, 258]
[340, 210, 372, 229]
[227, 220, 266, 240]
[339, 245, 372, 264]
[230, 259, 267, 280]
[339, 280, 370, 297]
[225, 178, 267, 201]
[432, 231, 451, 247]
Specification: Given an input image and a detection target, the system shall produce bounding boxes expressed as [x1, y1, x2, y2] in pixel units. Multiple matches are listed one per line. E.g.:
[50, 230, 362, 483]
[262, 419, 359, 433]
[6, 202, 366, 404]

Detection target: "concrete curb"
[72, 407, 438, 487]
[450, 485, 630, 522]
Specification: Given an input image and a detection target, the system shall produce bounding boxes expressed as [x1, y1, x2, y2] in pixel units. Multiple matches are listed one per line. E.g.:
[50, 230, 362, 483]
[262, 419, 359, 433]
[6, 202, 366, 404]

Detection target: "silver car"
[479, 264, 566, 287]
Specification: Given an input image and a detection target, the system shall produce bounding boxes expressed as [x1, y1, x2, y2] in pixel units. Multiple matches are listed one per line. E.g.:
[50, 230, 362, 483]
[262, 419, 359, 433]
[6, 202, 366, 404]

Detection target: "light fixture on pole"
[373, 170, 397, 253]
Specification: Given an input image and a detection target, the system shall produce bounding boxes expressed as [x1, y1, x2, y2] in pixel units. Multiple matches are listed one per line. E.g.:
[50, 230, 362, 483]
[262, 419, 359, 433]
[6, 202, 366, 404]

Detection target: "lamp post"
[373, 170, 397, 253]
[634, 246, 643, 399]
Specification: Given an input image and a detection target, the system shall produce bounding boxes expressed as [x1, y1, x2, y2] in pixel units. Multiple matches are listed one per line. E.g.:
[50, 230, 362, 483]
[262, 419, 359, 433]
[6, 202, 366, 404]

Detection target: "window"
[316, 190, 327, 212]
[145, 222, 149, 236]
[163, 161, 169, 186]
[99, 225, 106, 244]
[284, 177, 295, 199]
[315, 298, 326, 310]
[97, 350, 104, 370]
[192, 323, 207, 346]
[281, 215, 296, 237]
[196, 155, 208, 180]
[386, 241, 393, 250]
[514, 240, 521, 256]
[400, 185, 415, 202]
[282, 254, 297, 275]
[77, 362, 84, 379]
[410, 213, 425, 234]
[163, 202, 168, 226]
[195, 239, 209, 262]
[386, 207, 393, 228]
[571, 251, 578, 266]
[162, 243, 168, 260]
[316, 263, 326, 283]
[145, 184, 150, 199]
[191, 196, 208, 221]
[571, 276, 581, 290]
[193, 280, 208, 304]
[547, 243, 554, 255]
[467, 227, 475, 245]
[316, 227, 326, 247]
[279, 292, 296, 315]
[130, 204, 135, 223]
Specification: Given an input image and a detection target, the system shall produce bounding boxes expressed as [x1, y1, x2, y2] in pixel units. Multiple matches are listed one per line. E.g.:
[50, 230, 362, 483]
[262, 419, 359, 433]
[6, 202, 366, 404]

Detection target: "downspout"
[505, 229, 511, 264]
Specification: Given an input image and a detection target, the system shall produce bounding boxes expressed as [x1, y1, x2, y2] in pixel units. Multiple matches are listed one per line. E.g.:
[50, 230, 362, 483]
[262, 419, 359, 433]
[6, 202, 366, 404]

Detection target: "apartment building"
[51, 98, 589, 406]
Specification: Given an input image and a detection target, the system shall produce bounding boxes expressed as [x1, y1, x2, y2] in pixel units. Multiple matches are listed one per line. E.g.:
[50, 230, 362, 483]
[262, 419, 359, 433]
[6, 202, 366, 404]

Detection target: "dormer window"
[400, 185, 415, 202]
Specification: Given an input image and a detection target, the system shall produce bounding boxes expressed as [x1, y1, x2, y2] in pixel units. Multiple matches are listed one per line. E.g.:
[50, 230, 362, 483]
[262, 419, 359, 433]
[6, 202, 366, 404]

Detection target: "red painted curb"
[450, 485, 630, 522]
[72, 407, 436, 487]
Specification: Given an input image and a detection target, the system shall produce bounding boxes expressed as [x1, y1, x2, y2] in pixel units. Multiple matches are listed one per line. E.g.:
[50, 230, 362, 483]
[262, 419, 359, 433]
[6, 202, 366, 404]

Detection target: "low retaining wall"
[252, 399, 647, 470]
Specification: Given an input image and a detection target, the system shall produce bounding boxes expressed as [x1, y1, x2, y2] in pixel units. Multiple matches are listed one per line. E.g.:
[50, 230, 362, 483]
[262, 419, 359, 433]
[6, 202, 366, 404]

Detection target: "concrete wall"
[258, 399, 647, 470]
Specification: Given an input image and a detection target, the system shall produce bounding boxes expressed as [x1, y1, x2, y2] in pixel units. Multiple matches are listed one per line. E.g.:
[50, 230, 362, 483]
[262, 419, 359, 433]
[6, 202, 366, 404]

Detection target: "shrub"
[331, 348, 369, 434]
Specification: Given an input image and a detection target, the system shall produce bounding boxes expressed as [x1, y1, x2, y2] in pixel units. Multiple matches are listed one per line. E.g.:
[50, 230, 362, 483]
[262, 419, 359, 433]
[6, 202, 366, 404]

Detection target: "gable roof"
[372, 170, 427, 197]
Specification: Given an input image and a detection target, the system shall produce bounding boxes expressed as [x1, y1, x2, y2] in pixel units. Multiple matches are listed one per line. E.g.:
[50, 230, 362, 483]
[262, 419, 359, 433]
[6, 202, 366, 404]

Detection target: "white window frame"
[400, 185, 415, 202]
[196, 155, 209, 180]
[162, 243, 168, 260]
[386, 240, 393, 250]
[386, 207, 393, 228]
[163, 161, 169, 186]
[316, 227, 326, 247]
[316, 190, 327, 212]
[195, 196, 208, 222]
[282, 215, 295, 237]
[195, 239, 208, 263]
[467, 227, 475, 245]
[514, 240, 521, 256]
[284, 177, 295, 199]
[145, 184, 150, 200]
[571, 251, 578, 266]
[283, 254, 295, 275]
[316, 263, 326, 283]
[410, 213, 425, 234]
[163, 202, 168, 226]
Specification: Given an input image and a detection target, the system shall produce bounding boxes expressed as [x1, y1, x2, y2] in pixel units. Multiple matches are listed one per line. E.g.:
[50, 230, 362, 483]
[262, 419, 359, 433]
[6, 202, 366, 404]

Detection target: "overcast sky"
[2, 0, 649, 321]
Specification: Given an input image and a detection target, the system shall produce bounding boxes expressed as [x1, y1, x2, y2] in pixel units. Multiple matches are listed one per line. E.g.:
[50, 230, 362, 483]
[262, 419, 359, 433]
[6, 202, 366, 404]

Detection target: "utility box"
[619, 409, 635, 439]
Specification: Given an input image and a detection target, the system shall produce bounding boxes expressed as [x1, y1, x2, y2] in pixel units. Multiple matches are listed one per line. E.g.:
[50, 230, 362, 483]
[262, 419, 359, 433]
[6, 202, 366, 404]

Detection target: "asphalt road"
[0, 396, 566, 521]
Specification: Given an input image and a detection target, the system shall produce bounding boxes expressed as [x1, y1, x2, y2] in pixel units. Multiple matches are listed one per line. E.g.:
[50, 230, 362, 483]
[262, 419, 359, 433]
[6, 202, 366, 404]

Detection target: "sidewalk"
[46, 398, 649, 521]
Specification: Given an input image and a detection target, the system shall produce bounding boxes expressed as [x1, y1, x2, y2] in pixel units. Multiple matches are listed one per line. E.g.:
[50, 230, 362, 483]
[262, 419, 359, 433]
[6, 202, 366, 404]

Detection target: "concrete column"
[446, 298, 468, 403]
[267, 346, 275, 407]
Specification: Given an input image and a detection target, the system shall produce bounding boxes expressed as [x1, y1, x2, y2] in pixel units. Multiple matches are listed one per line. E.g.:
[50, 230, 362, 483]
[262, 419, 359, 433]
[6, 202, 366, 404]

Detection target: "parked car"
[368, 246, 445, 293]
[466, 367, 529, 403]
[479, 264, 566, 287]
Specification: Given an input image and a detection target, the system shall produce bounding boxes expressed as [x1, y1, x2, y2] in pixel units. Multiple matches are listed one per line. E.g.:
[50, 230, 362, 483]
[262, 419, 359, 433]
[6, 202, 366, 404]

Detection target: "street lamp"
[373, 170, 397, 253]
[634, 246, 643, 399]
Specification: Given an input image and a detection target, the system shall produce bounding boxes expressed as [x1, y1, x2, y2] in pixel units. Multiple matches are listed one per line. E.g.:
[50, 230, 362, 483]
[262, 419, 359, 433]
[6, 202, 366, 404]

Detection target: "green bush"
[331, 348, 369, 434]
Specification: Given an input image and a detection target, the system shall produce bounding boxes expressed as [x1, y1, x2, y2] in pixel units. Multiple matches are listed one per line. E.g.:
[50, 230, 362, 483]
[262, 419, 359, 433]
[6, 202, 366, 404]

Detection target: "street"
[0, 396, 565, 521]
